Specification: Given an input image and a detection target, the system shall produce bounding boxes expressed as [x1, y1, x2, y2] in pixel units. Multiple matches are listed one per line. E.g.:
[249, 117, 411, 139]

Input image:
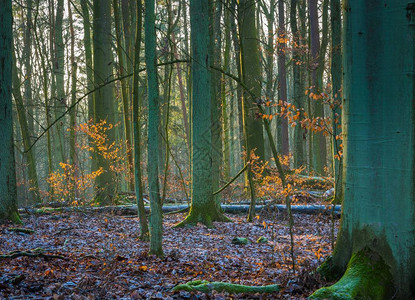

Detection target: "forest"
[0, 0, 414, 299]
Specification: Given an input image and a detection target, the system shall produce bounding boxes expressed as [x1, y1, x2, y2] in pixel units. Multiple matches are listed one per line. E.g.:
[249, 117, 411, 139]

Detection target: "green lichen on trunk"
[310, 249, 393, 300]
[172, 280, 280, 294]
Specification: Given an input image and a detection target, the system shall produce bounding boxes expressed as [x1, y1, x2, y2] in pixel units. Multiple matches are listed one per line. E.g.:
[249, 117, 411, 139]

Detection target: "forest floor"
[0, 209, 339, 299]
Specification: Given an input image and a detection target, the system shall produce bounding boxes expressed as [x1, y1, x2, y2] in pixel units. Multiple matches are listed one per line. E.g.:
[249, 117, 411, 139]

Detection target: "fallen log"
[171, 280, 280, 294]
[0, 248, 65, 261]
[20, 204, 341, 216]
[294, 175, 334, 188]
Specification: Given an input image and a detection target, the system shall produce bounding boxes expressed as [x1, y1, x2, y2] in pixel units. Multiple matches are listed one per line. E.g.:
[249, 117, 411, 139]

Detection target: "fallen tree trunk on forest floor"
[0, 248, 65, 261]
[171, 280, 280, 294]
[294, 175, 334, 188]
[7, 227, 35, 234]
[19, 204, 340, 216]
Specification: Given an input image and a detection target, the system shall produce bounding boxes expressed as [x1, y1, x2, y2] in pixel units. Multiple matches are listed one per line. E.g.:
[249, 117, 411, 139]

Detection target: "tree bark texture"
[0, 0, 21, 223]
[312, 1, 415, 298]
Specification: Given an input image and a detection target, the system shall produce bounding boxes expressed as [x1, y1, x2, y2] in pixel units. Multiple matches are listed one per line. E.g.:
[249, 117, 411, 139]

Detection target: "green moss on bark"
[175, 206, 231, 228]
[316, 255, 345, 282]
[172, 280, 280, 294]
[310, 248, 394, 300]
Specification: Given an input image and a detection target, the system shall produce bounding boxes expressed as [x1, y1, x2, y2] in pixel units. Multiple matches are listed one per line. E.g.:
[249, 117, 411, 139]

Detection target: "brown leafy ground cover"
[0, 210, 338, 299]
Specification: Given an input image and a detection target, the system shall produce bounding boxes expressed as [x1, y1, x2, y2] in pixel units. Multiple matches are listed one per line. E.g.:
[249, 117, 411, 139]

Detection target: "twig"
[56, 227, 74, 235]
[213, 163, 249, 196]
[163, 206, 190, 215]
[7, 228, 35, 234]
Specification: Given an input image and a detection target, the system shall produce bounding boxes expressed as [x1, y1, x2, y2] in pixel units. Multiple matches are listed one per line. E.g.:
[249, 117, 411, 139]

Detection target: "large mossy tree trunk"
[144, 0, 163, 256]
[311, 1, 415, 298]
[93, 0, 116, 204]
[0, 0, 21, 224]
[177, 0, 230, 228]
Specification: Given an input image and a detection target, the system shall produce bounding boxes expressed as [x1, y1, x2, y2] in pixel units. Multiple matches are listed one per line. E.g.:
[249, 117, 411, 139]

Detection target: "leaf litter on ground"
[0, 209, 338, 299]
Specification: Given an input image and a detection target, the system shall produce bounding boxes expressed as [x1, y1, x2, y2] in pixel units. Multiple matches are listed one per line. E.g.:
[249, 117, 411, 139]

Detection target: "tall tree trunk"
[290, 0, 305, 168]
[68, 0, 78, 202]
[80, 0, 94, 122]
[278, 0, 289, 156]
[144, 0, 163, 256]
[229, 0, 244, 169]
[68, 0, 76, 165]
[238, 0, 265, 162]
[171, 32, 190, 150]
[308, 0, 326, 174]
[121, 0, 135, 112]
[133, 0, 149, 240]
[177, 0, 230, 228]
[12, 50, 40, 204]
[222, 0, 231, 180]
[311, 1, 415, 298]
[210, 0, 223, 206]
[113, 0, 134, 190]
[330, 0, 342, 205]
[0, 0, 21, 223]
[261, 0, 276, 162]
[23, 0, 34, 138]
[54, 0, 66, 165]
[238, 0, 264, 221]
[33, 24, 54, 191]
[93, 0, 116, 204]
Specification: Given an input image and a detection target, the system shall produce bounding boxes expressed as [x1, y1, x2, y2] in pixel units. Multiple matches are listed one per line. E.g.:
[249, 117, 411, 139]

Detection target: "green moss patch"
[171, 280, 280, 294]
[310, 248, 394, 300]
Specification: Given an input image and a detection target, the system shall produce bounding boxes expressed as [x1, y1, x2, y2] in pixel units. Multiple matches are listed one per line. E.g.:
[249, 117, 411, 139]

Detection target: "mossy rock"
[256, 236, 268, 244]
[231, 237, 249, 245]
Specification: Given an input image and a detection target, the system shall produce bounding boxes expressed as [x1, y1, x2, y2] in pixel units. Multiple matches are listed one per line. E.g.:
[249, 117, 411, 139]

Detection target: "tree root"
[310, 248, 393, 299]
[8, 211, 23, 225]
[175, 211, 232, 228]
[0, 248, 65, 261]
[171, 280, 280, 294]
[316, 255, 345, 282]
